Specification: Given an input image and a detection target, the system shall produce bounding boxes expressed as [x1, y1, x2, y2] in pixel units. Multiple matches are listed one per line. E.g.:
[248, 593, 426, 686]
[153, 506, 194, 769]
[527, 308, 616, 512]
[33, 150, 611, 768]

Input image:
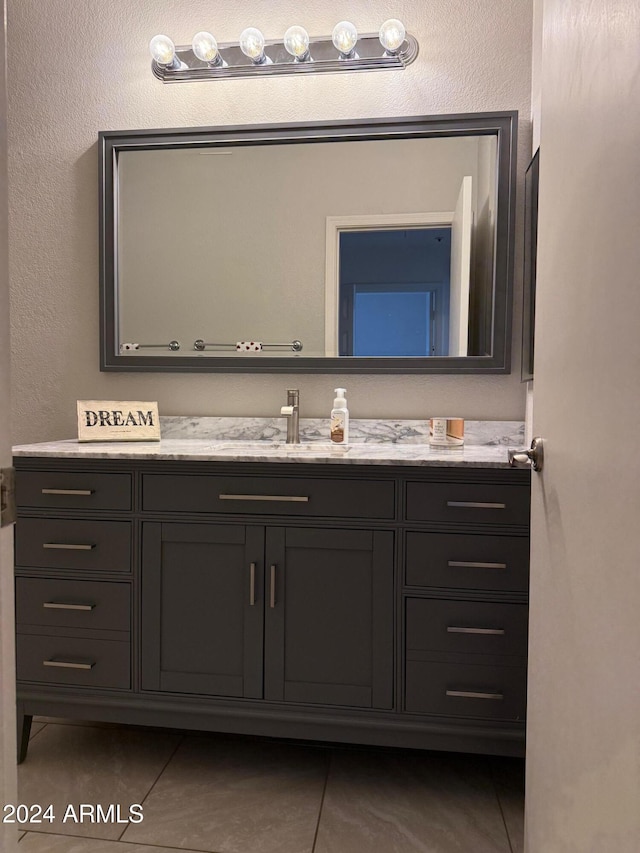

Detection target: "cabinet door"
[264, 527, 394, 710]
[141, 522, 264, 698]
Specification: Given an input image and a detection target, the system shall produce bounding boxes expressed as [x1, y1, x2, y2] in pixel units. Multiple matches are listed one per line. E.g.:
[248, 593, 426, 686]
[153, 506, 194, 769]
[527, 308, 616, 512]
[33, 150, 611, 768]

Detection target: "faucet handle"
[281, 391, 300, 443]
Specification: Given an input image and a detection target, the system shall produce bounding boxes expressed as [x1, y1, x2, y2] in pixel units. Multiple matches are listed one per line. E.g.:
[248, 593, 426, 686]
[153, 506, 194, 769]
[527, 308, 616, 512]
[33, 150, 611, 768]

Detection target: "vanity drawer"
[405, 531, 529, 591]
[405, 659, 527, 721]
[16, 634, 130, 689]
[142, 473, 395, 519]
[16, 578, 131, 632]
[406, 598, 528, 658]
[16, 471, 131, 511]
[15, 519, 132, 573]
[405, 482, 530, 527]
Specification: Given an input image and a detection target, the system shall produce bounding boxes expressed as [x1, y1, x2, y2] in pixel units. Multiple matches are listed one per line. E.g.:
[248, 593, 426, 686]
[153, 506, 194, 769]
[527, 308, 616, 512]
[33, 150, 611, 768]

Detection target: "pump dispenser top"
[330, 387, 349, 444]
[333, 388, 347, 408]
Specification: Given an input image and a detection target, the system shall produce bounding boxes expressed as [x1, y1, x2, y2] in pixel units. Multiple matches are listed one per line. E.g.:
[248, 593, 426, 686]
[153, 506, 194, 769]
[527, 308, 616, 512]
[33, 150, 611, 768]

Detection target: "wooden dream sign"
[77, 400, 161, 442]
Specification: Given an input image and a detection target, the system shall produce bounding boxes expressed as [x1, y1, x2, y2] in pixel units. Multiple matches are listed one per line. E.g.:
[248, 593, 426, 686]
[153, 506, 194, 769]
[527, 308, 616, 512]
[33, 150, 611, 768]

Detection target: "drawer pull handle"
[43, 602, 96, 612]
[448, 560, 507, 570]
[219, 494, 309, 503]
[249, 562, 256, 606]
[446, 690, 504, 700]
[270, 564, 276, 609]
[43, 659, 95, 671]
[41, 488, 94, 496]
[446, 501, 506, 509]
[42, 543, 96, 551]
[447, 626, 505, 635]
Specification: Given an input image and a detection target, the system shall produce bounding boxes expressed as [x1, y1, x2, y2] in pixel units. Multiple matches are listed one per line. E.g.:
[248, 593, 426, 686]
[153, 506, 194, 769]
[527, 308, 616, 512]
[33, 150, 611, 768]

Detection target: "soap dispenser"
[330, 388, 349, 444]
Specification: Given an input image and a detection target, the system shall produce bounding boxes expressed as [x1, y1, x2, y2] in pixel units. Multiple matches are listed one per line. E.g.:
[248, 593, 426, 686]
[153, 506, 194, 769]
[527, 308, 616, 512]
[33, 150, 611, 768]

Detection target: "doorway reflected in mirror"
[338, 228, 452, 357]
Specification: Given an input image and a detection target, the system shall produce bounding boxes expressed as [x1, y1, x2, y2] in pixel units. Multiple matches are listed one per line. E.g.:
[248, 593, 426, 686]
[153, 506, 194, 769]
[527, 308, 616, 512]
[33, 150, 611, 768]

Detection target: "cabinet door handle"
[41, 488, 94, 496]
[447, 560, 507, 570]
[43, 659, 95, 671]
[446, 501, 506, 509]
[219, 494, 309, 503]
[43, 602, 95, 612]
[446, 690, 504, 700]
[270, 564, 276, 608]
[249, 562, 256, 606]
[42, 543, 95, 551]
[447, 626, 505, 635]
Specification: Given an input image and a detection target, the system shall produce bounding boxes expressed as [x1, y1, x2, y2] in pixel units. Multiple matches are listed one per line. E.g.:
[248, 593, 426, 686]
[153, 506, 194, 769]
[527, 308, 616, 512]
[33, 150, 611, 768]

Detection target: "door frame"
[324, 211, 454, 356]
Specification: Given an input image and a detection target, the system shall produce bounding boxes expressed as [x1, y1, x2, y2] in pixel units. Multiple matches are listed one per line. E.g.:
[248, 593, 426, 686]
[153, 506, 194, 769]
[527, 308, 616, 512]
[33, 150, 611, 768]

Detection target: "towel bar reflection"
[194, 339, 303, 352]
[120, 341, 180, 352]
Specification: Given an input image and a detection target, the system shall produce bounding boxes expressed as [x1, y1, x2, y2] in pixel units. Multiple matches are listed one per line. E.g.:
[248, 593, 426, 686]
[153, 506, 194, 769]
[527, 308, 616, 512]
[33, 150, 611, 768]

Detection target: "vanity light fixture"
[239, 27, 270, 65]
[149, 19, 418, 82]
[378, 18, 406, 55]
[149, 34, 181, 70]
[283, 26, 311, 62]
[332, 21, 359, 59]
[191, 32, 226, 68]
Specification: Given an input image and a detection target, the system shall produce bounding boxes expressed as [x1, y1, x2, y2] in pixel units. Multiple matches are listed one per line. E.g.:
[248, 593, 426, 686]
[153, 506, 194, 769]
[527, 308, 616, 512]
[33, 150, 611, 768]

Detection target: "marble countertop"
[13, 417, 525, 469]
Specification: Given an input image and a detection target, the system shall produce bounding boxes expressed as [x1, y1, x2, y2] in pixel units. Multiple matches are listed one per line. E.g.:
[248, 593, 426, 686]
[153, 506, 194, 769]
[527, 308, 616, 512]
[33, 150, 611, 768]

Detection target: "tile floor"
[16, 718, 524, 853]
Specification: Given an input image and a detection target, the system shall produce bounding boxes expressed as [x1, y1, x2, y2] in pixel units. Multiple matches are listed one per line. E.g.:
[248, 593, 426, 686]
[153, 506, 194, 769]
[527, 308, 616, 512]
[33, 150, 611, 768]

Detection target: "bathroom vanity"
[13, 419, 530, 762]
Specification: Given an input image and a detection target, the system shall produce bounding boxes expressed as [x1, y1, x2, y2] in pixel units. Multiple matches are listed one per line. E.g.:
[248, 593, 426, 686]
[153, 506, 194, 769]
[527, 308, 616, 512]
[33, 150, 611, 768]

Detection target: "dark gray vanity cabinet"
[141, 523, 265, 699]
[140, 523, 394, 709]
[13, 457, 530, 762]
[263, 526, 394, 709]
[402, 478, 530, 727]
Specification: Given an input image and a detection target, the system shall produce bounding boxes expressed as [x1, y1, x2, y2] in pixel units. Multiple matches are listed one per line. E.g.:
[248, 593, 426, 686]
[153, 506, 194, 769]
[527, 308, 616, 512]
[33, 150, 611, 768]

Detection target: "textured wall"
[7, 0, 532, 443]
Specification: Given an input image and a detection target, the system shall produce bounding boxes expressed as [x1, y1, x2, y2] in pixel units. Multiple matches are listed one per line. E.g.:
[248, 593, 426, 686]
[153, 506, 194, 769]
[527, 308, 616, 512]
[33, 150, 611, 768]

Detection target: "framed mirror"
[99, 112, 517, 373]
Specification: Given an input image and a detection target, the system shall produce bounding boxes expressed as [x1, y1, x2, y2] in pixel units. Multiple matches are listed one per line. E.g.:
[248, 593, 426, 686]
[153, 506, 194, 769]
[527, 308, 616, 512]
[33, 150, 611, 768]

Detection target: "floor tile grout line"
[116, 732, 186, 843]
[28, 723, 48, 743]
[490, 765, 515, 853]
[311, 748, 332, 853]
[107, 836, 221, 853]
[19, 831, 219, 853]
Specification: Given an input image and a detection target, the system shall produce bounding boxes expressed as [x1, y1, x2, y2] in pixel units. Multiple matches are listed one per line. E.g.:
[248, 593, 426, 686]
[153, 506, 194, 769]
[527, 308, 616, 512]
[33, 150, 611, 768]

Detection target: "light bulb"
[239, 27, 266, 63]
[332, 21, 358, 58]
[379, 19, 406, 54]
[149, 34, 177, 67]
[192, 31, 221, 65]
[284, 25, 310, 61]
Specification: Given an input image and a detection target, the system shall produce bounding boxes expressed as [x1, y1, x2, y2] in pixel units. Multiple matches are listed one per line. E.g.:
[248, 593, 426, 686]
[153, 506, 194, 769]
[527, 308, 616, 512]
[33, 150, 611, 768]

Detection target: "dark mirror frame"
[99, 111, 517, 374]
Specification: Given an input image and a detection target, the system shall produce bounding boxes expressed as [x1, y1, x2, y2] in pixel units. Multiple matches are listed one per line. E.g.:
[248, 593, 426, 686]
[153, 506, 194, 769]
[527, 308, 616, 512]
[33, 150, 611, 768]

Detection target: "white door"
[448, 176, 472, 356]
[525, 1, 640, 850]
[0, 2, 18, 850]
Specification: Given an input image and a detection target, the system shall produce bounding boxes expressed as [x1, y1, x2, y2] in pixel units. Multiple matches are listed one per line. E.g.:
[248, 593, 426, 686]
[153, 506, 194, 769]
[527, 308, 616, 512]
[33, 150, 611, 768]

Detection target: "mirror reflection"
[100, 113, 516, 373]
[117, 135, 496, 359]
[339, 228, 452, 357]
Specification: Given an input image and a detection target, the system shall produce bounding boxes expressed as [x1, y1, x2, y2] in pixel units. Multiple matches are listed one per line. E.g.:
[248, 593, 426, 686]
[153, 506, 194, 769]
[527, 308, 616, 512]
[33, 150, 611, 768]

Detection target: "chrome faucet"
[280, 389, 300, 444]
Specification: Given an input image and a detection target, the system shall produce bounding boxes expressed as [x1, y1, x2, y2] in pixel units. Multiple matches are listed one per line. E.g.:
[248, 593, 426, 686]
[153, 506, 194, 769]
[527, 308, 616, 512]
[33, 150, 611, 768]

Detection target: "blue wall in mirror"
[339, 228, 451, 357]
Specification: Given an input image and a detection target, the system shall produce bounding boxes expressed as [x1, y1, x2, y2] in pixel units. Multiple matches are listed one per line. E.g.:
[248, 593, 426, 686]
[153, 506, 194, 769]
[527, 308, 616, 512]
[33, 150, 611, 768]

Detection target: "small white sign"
[77, 401, 161, 442]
